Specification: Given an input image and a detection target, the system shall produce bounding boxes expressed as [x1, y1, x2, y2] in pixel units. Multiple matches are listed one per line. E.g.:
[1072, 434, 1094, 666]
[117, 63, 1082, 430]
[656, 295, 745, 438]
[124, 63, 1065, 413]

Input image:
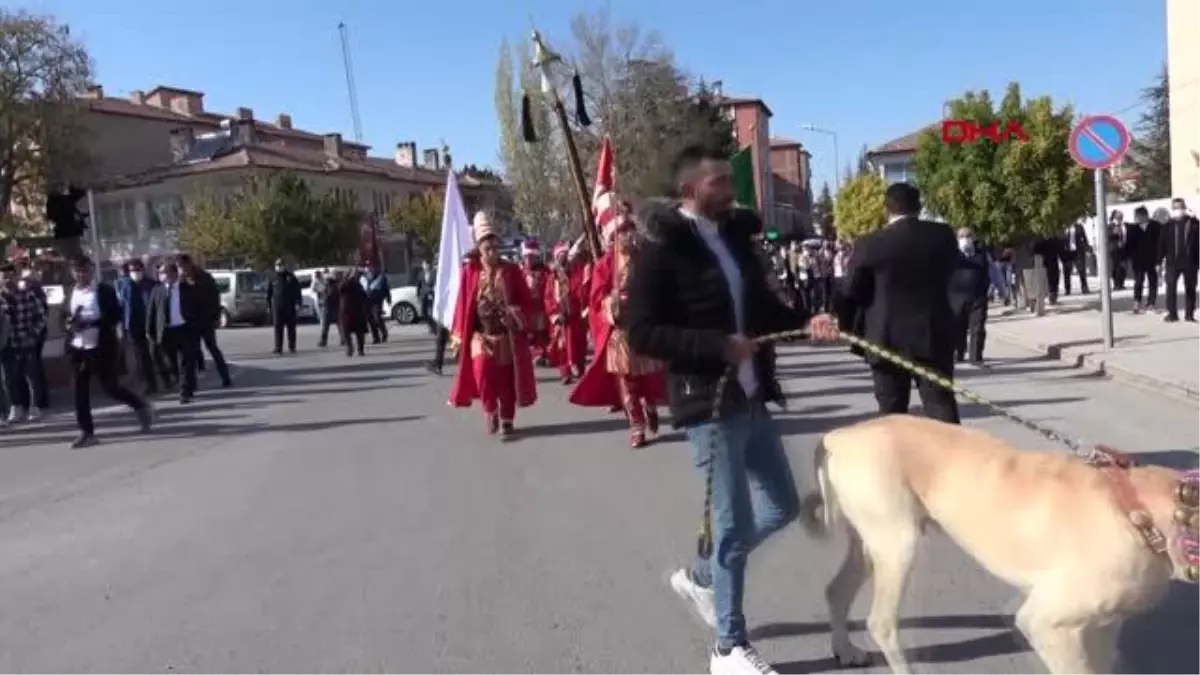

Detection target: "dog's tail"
[799, 435, 838, 539]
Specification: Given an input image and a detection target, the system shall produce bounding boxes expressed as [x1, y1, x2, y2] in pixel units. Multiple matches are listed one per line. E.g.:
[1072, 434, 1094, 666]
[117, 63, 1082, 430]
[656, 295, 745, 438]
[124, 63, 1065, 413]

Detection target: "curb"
[989, 330, 1199, 402]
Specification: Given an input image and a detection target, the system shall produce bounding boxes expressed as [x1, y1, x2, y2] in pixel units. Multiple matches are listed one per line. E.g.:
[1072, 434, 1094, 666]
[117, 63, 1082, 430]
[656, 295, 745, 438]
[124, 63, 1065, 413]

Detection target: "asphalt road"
[0, 324, 1195, 673]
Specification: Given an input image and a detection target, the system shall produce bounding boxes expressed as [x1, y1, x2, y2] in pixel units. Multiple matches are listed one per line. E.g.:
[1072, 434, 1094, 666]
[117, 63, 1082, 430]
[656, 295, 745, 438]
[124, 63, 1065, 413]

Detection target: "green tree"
[834, 172, 886, 241]
[0, 10, 92, 235]
[914, 82, 1090, 244]
[812, 181, 835, 239]
[1126, 65, 1171, 200]
[389, 189, 443, 257]
[179, 173, 359, 267]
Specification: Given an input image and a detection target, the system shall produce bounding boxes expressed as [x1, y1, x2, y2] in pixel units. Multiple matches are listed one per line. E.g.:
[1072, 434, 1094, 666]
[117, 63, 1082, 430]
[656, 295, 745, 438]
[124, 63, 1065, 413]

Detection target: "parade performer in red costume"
[448, 212, 538, 440]
[545, 242, 589, 385]
[520, 240, 551, 365]
[570, 217, 666, 448]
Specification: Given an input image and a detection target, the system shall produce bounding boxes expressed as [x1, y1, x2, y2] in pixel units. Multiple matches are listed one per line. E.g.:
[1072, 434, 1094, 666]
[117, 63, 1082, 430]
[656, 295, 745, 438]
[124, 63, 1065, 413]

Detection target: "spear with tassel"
[520, 29, 603, 261]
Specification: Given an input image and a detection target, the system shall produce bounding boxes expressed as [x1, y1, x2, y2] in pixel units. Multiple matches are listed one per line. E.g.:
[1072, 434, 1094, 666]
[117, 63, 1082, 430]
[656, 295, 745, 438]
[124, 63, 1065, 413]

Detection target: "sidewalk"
[988, 276, 1199, 400]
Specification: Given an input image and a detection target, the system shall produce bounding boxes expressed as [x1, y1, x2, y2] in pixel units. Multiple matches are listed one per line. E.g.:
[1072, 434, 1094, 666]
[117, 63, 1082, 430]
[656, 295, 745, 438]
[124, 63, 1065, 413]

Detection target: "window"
[295, 272, 312, 290]
[236, 271, 267, 293]
[214, 277, 232, 294]
[883, 162, 914, 185]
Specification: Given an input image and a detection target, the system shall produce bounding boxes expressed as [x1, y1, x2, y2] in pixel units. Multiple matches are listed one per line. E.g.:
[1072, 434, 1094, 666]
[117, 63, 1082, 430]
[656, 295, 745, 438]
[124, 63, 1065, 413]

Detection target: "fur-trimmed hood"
[636, 199, 764, 245]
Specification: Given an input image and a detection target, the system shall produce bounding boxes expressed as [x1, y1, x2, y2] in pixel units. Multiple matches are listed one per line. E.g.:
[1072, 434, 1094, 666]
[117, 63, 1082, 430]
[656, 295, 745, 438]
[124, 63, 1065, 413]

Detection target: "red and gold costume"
[448, 214, 538, 438]
[520, 240, 551, 364]
[544, 242, 590, 384]
[569, 223, 666, 447]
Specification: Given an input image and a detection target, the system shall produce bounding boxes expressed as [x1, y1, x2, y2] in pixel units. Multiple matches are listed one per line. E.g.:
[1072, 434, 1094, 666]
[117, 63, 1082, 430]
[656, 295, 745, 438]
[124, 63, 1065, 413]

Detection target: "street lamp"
[800, 124, 840, 192]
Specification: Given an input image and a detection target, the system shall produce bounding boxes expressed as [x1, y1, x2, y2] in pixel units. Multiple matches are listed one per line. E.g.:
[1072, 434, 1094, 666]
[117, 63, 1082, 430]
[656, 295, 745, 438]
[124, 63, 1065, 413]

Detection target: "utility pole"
[338, 22, 364, 143]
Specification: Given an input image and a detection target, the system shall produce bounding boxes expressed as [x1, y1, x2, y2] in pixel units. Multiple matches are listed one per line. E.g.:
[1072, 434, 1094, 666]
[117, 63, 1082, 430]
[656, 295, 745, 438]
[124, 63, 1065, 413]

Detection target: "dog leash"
[696, 327, 1102, 559]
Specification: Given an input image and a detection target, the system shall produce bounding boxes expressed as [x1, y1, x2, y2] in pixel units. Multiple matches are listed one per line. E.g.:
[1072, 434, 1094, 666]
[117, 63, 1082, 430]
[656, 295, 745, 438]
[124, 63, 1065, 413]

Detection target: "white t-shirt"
[680, 207, 759, 399]
[69, 284, 101, 351]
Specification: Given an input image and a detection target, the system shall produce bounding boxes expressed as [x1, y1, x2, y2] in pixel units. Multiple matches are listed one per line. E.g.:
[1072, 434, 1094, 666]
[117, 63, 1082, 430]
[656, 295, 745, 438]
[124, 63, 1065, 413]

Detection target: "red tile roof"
[867, 123, 941, 156]
[718, 95, 774, 118]
[85, 95, 372, 151]
[97, 140, 502, 193]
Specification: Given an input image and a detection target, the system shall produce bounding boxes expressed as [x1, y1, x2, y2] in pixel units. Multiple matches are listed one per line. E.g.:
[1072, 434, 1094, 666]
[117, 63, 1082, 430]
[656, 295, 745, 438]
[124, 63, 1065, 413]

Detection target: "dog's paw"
[832, 642, 871, 668]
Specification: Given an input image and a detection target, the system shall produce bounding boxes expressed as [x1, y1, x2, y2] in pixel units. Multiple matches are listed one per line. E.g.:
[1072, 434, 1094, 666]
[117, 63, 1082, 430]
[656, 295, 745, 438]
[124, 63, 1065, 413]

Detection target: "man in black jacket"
[625, 145, 837, 675]
[835, 182, 962, 424]
[1159, 198, 1200, 322]
[266, 258, 302, 354]
[178, 254, 232, 386]
[148, 261, 204, 403]
[1126, 206, 1162, 312]
[950, 228, 991, 364]
[67, 256, 152, 448]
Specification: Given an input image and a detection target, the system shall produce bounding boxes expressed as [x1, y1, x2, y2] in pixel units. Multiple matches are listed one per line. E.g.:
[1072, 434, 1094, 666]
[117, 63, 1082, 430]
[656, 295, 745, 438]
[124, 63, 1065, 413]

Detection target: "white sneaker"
[7, 407, 25, 423]
[26, 406, 40, 422]
[669, 568, 717, 628]
[710, 644, 777, 675]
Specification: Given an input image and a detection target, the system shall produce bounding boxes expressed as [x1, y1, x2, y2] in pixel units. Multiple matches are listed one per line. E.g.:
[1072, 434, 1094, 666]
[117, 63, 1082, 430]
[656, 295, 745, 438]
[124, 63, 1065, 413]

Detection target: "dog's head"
[1171, 469, 1199, 583]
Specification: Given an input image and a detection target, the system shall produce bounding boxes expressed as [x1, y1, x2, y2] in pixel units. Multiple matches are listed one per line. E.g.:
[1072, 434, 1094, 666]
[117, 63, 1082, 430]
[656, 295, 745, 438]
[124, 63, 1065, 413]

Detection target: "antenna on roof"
[338, 22, 365, 143]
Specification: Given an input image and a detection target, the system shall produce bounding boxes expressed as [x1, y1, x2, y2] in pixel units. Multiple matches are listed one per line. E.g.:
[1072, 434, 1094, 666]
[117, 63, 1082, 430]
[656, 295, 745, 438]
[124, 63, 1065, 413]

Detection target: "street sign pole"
[1068, 114, 1130, 352]
[1093, 170, 1113, 349]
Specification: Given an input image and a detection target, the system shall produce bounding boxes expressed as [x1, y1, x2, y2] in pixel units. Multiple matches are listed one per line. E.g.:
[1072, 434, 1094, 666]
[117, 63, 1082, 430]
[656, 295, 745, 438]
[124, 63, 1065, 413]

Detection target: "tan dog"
[798, 414, 1198, 675]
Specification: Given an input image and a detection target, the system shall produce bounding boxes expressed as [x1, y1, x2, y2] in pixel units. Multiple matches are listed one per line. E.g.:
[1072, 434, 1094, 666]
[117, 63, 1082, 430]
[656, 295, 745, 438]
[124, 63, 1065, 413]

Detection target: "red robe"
[544, 258, 589, 372]
[569, 250, 667, 409]
[448, 259, 538, 409]
[522, 263, 551, 356]
[583, 261, 606, 350]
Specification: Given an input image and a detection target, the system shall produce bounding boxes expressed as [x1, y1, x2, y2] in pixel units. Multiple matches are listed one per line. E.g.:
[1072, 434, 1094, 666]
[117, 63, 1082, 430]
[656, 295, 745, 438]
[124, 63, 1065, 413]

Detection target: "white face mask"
[1172, 208, 1187, 219]
[958, 237, 973, 252]
[130, 271, 144, 282]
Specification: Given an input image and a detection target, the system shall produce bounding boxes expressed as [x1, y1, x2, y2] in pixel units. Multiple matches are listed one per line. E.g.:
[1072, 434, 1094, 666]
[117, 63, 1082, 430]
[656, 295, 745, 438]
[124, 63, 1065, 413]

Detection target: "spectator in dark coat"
[949, 228, 992, 364]
[338, 272, 369, 357]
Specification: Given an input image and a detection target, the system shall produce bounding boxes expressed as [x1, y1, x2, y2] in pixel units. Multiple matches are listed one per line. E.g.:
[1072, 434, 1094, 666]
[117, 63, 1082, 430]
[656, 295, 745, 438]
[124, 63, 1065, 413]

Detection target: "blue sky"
[27, 0, 1167, 192]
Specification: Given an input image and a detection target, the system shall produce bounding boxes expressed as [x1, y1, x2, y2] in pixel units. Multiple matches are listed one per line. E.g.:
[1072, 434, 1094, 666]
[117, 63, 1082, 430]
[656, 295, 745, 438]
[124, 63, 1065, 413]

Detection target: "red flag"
[359, 213, 380, 267]
[592, 136, 619, 243]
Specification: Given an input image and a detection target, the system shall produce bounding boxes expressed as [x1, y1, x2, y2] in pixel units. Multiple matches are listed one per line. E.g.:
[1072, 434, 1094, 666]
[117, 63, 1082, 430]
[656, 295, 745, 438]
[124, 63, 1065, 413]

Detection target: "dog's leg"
[861, 526, 918, 674]
[1016, 596, 1095, 675]
[1081, 619, 1123, 674]
[827, 528, 871, 667]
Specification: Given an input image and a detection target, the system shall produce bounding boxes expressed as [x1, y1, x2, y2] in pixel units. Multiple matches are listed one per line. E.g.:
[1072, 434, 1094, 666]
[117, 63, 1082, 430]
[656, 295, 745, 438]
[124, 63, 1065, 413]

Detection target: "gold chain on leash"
[695, 328, 1098, 558]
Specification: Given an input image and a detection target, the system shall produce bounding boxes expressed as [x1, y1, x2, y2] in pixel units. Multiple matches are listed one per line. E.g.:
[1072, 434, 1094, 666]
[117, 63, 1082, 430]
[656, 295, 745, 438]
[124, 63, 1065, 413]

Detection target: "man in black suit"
[835, 182, 962, 424]
[178, 254, 232, 386]
[950, 227, 991, 364]
[1126, 206, 1162, 313]
[147, 262, 201, 403]
[1159, 198, 1200, 323]
[1061, 221, 1090, 295]
[67, 255, 152, 448]
[266, 258, 302, 354]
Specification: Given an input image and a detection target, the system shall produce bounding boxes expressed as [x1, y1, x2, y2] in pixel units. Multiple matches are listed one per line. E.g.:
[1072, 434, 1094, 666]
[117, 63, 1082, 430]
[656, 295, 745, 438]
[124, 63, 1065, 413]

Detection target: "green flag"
[731, 147, 756, 208]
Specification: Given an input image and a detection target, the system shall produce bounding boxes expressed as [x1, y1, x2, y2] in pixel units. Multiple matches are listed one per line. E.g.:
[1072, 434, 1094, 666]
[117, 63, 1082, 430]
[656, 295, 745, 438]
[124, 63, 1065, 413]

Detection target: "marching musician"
[569, 214, 665, 448]
[447, 212, 538, 440]
[544, 242, 589, 385]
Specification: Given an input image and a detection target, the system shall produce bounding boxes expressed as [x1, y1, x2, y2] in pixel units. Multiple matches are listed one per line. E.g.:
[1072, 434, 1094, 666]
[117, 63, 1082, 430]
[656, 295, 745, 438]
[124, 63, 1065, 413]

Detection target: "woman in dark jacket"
[337, 272, 369, 357]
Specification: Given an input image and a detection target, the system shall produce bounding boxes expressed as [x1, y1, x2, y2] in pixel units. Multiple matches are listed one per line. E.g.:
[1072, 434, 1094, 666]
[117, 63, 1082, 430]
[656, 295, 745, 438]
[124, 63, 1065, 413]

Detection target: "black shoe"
[221, 379, 232, 388]
[1187, 315, 1197, 323]
[70, 434, 99, 449]
[271, 349, 283, 355]
[135, 404, 155, 432]
[180, 394, 194, 404]
[1165, 314, 1179, 323]
[318, 341, 327, 348]
[289, 348, 296, 354]
[425, 361, 443, 376]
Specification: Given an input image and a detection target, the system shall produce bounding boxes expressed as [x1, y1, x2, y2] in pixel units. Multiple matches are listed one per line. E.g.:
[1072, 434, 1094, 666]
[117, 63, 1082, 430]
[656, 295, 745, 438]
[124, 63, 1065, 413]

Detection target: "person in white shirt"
[67, 256, 153, 448]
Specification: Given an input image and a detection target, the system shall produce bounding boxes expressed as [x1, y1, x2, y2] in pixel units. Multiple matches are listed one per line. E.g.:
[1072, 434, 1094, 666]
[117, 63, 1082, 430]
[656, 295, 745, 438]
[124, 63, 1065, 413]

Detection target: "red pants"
[472, 355, 516, 422]
[618, 375, 654, 431]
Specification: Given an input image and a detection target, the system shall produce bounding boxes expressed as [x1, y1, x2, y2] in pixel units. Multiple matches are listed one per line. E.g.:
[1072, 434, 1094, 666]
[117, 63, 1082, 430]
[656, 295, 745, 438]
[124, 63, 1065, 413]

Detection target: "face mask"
[275, 266, 284, 273]
[17, 279, 26, 290]
[958, 237, 973, 252]
[1172, 208, 1187, 219]
[131, 271, 143, 282]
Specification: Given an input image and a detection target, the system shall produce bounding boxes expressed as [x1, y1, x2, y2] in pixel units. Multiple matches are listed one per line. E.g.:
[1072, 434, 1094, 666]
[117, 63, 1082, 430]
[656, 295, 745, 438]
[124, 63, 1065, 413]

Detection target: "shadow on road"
[1134, 449, 1200, 470]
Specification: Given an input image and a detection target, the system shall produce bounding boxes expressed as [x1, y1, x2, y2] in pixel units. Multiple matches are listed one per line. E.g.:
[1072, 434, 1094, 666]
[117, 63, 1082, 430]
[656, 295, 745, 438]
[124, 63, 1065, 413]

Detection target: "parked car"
[293, 267, 335, 323]
[383, 285, 423, 324]
[209, 269, 270, 328]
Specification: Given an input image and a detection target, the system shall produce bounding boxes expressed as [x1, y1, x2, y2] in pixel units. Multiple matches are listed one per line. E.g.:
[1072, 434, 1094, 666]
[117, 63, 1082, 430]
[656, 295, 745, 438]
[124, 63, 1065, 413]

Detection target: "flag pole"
[524, 29, 602, 260]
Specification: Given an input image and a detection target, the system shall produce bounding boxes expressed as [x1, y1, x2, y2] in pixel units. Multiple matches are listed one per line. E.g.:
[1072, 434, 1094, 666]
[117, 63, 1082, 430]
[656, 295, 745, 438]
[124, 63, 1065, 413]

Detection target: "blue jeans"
[685, 404, 800, 649]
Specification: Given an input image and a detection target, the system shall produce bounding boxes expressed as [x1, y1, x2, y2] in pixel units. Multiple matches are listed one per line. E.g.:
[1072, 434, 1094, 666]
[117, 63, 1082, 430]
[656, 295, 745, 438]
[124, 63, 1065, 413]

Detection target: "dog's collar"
[1090, 447, 1170, 554]
[1175, 469, 1199, 582]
